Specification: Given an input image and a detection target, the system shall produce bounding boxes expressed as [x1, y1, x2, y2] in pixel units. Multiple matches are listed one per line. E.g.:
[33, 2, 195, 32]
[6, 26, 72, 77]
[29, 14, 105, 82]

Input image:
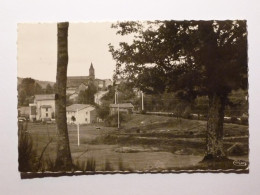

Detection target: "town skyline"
[17, 22, 133, 82]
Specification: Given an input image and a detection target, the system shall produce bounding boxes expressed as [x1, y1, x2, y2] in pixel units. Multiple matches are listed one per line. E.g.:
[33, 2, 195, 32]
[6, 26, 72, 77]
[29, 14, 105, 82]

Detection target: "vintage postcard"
[17, 21, 248, 178]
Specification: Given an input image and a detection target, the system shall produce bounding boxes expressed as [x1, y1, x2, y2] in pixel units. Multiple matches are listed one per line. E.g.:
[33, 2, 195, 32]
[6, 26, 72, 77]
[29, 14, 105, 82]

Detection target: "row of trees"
[18, 78, 56, 106]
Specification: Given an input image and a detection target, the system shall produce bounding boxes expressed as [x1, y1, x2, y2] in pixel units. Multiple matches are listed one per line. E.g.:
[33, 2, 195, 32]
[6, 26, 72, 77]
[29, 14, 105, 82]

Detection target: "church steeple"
[89, 62, 95, 79]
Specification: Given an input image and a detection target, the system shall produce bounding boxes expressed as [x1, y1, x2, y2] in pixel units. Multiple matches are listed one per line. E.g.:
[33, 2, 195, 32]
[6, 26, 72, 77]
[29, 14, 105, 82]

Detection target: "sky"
[17, 22, 132, 82]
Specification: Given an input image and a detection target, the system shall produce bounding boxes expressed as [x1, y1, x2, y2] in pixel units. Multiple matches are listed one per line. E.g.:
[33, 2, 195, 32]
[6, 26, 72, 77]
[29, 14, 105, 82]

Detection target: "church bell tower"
[89, 62, 95, 80]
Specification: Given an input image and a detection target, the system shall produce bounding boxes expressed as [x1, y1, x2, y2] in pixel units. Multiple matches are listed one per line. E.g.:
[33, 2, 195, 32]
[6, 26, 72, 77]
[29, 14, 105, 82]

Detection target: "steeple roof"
[90, 62, 94, 69]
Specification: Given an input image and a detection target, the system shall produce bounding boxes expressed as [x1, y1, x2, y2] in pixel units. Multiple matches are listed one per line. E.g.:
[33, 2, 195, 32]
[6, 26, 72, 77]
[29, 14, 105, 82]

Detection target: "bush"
[182, 106, 191, 119]
[140, 110, 147, 114]
[74, 158, 96, 172]
[96, 105, 110, 120]
[230, 117, 238, 123]
[18, 122, 38, 172]
[241, 116, 248, 125]
[104, 113, 127, 127]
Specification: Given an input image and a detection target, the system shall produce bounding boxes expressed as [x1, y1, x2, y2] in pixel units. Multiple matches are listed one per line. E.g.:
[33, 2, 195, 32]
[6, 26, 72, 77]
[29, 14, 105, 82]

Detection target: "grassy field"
[20, 114, 249, 172]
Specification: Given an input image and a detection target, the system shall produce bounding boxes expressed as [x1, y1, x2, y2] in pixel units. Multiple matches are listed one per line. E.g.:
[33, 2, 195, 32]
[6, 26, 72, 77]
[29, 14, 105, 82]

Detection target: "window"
[46, 113, 48, 117]
[86, 111, 88, 115]
[46, 108, 48, 111]
[85, 118, 88, 122]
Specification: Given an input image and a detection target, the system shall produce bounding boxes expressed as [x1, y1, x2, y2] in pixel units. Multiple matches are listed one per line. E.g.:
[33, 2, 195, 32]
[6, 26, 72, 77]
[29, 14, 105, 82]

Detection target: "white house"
[66, 104, 97, 124]
[29, 94, 56, 121]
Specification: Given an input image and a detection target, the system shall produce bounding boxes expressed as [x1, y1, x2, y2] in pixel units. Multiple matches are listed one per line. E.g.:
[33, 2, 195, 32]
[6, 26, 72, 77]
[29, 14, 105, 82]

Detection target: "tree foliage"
[109, 20, 247, 99]
[109, 20, 248, 160]
[45, 84, 53, 94]
[18, 78, 43, 106]
[77, 83, 97, 105]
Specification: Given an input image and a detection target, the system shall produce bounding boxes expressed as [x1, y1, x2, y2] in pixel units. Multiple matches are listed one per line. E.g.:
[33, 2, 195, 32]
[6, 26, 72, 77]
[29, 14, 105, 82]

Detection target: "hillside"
[17, 77, 55, 89]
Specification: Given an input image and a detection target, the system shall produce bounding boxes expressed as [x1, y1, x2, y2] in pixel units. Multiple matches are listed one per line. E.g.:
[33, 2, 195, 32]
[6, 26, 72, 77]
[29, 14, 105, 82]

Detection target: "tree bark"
[203, 93, 227, 161]
[55, 22, 73, 170]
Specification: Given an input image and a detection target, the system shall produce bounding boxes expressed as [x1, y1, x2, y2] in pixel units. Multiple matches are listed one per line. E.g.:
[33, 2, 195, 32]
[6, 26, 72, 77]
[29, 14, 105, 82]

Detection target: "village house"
[29, 94, 55, 121]
[109, 103, 134, 115]
[66, 104, 97, 124]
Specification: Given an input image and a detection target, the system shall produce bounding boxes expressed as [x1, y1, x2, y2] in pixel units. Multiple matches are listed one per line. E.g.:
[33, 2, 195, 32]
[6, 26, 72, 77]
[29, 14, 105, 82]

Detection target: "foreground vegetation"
[18, 114, 248, 174]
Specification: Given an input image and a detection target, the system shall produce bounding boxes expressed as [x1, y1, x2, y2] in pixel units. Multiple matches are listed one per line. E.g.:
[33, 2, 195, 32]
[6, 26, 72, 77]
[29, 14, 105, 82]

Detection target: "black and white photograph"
[1, 0, 260, 194]
[17, 20, 248, 177]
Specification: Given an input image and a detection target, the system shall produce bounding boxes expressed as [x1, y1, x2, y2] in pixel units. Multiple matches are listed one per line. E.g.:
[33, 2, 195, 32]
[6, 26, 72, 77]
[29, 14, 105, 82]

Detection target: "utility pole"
[141, 91, 144, 111]
[117, 91, 120, 129]
[115, 90, 117, 104]
[77, 108, 80, 146]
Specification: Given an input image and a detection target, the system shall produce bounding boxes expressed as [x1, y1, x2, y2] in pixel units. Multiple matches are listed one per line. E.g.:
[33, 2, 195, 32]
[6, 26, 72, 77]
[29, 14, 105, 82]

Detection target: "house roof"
[109, 103, 134, 108]
[35, 94, 55, 101]
[67, 76, 90, 87]
[66, 104, 94, 112]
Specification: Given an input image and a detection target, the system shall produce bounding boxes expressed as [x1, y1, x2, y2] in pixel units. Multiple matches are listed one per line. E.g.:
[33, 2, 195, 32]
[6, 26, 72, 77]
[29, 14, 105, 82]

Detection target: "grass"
[20, 114, 249, 173]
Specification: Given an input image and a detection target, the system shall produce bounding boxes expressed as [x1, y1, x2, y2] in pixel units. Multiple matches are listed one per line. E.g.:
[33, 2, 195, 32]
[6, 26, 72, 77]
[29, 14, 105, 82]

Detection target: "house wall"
[67, 111, 76, 123]
[40, 107, 54, 120]
[110, 107, 133, 115]
[89, 109, 97, 123]
[66, 106, 96, 124]
[35, 100, 55, 121]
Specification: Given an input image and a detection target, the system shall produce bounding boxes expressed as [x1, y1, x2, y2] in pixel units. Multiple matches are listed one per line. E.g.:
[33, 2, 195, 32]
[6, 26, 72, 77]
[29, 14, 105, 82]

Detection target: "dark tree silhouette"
[18, 78, 43, 106]
[109, 20, 248, 161]
[77, 83, 97, 105]
[55, 22, 73, 170]
[45, 84, 53, 94]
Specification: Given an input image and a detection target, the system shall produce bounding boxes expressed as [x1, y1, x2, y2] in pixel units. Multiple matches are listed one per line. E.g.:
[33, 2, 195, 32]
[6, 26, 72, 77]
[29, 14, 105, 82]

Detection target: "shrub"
[230, 117, 238, 123]
[96, 105, 110, 120]
[241, 116, 248, 125]
[140, 110, 147, 114]
[18, 122, 38, 172]
[74, 158, 96, 172]
[104, 159, 113, 171]
[104, 113, 127, 127]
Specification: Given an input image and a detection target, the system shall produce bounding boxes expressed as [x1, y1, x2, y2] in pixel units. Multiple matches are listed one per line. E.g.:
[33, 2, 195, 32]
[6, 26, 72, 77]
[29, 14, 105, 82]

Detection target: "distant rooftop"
[66, 104, 94, 112]
[109, 103, 134, 108]
[35, 94, 55, 101]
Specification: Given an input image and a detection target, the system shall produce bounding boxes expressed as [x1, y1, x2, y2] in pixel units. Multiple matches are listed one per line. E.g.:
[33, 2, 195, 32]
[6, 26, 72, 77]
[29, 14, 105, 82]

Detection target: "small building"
[29, 94, 56, 121]
[66, 104, 97, 124]
[109, 103, 134, 115]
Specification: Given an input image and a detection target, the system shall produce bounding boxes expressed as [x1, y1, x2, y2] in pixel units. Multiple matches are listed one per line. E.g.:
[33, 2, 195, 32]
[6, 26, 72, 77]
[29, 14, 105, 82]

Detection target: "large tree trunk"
[203, 93, 227, 161]
[55, 22, 73, 170]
